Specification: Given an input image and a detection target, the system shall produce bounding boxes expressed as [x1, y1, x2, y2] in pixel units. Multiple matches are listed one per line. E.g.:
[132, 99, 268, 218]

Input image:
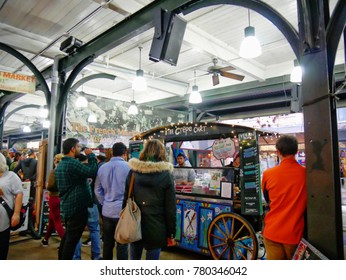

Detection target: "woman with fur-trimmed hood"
[123, 139, 176, 260]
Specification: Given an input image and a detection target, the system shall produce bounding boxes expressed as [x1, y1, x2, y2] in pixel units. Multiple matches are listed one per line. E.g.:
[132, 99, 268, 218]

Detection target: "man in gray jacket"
[94, 142, 130, 260]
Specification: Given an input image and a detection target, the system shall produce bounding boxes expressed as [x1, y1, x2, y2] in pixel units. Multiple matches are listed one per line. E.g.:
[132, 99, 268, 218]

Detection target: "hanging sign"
[0, 71, 36, 94]
[212, 138, 236, 160]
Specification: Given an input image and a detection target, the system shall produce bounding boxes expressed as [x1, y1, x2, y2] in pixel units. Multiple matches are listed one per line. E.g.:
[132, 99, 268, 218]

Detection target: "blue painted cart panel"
[175, 198, 232, 255]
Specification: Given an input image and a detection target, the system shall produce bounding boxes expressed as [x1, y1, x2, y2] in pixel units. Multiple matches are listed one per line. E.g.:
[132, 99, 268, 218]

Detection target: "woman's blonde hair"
[139, 139, 167, 162]
[54, 153, 63, 166]
[54, 153, 64, 161]
[0, 153, 9, 172]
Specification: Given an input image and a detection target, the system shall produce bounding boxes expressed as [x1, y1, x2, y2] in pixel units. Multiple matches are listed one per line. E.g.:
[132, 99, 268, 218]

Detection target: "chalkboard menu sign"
[238, 132, 263, 215]
[39, 190, 50, 235]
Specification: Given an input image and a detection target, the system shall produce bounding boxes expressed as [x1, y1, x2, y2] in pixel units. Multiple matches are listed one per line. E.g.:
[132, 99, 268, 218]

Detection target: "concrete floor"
[7, 232, 211, 260]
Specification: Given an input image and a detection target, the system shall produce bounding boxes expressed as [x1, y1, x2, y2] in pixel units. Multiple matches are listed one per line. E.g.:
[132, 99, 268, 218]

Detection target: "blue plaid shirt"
[55, 154, 98, 219]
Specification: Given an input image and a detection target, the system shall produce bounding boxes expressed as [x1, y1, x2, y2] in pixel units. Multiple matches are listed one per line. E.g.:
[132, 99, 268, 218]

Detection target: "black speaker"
[149, 9, 187, 66]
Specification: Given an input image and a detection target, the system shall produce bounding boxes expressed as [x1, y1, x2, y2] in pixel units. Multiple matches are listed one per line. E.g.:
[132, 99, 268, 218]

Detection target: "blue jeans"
[103, 216, 128, 260]
[130, 242, 161, 260]
[73, 204, 101, 260]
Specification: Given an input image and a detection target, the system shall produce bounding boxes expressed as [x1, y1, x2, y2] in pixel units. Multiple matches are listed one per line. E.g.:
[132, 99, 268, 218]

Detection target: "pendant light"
[76, 75, 88, 108]
[132, 46, 147, 91]
[23, 125, 31, 133]
[39, 105, 49, 118]
[42, 120, 50, 128]
[290, 59, 302, 83]
[22, 117, 31, 133]
[128, 91, 139, 115]
[189, 70, 202, 104]
[239, 9, 262, 59]
[76, 95, 88, 108]
[88, 113, 97, 123]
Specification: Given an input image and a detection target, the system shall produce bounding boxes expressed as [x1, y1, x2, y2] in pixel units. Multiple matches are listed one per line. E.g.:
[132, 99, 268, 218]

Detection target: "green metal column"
[298, 0, 344, 259]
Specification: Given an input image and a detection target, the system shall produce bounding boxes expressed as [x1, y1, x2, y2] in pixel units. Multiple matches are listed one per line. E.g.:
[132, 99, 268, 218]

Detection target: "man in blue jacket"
[94, 142, 130, 260]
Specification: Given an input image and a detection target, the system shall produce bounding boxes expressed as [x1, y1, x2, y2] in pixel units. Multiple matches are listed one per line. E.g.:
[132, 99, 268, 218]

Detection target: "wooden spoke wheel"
[207, 213, 258, 260]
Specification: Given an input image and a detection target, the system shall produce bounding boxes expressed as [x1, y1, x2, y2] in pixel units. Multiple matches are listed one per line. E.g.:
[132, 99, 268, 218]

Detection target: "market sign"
[212, 138, 236, 160]
[0, 71, 36, 94]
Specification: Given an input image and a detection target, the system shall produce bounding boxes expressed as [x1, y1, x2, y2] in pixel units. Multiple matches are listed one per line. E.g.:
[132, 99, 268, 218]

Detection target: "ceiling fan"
[198, 58, 245, 86]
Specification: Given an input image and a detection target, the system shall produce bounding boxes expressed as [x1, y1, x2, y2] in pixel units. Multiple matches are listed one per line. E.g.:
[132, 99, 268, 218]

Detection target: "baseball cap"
[27, 149, 35, 156]
[9, 147, 17, 153]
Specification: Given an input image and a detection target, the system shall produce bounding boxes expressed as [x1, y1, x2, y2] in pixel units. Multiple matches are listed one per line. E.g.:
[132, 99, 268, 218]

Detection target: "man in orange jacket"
[262, 135, 306, 260]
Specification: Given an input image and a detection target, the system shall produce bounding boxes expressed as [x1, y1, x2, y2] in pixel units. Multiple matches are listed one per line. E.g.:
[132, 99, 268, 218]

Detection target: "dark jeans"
[130, 242, 161, 260]
[103, 216, 128, 260]
[58, 208, 88, 260]
[0, 227, 10, 260]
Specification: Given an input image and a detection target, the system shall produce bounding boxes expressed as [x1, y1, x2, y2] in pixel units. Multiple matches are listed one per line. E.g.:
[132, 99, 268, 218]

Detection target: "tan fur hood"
[129, 158, 174, 174]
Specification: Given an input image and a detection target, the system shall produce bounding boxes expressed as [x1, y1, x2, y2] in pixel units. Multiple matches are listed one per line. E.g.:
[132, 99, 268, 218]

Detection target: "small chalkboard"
[292, 238, 328, 260]
[39, 190, 50, 235]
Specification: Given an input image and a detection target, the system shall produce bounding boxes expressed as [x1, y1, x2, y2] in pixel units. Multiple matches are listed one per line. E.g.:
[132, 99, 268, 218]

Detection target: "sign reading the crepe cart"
[137, 123, 245, 142]
[0, 71, 36, 94]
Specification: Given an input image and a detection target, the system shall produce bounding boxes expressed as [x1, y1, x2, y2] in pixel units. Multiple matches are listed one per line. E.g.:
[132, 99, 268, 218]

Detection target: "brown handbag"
[114, 173, 142, 244]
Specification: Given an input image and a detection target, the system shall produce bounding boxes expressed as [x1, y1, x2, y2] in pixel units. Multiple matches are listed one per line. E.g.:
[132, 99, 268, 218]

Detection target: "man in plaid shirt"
[55, 138, 98, 260]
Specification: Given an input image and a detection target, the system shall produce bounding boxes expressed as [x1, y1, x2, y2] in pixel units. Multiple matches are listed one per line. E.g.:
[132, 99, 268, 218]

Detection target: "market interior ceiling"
[0, 0, 345, 135]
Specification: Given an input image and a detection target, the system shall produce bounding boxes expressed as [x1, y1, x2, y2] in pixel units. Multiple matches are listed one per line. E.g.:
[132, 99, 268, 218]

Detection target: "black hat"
[78, 153, 87, 162]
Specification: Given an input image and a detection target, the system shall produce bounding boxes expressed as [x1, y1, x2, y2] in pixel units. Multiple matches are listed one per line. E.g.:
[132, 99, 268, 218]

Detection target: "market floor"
[7, 232, 212, 260]
[7, 231, 346, 260]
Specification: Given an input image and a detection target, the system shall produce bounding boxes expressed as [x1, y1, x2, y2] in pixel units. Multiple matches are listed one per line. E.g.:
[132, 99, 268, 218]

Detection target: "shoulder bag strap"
[0, 197, 14, 218]
[128, 172, 135, 199]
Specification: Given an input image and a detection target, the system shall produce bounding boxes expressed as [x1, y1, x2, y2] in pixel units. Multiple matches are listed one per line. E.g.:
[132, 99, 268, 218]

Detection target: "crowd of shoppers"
[2, 134, 307, 260]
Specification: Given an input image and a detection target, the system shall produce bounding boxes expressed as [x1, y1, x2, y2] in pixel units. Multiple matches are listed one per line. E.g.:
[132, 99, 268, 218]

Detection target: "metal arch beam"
[326, 0, 346, 88]
[4, 104, 40, 123]
[55, 55, 95, 150]
[56, 55, 95, 126]
[70, 73, 117, 91]
[0, 42, 51, 107]
[178, 0, 300, 59]
[0, 101, 11, 149]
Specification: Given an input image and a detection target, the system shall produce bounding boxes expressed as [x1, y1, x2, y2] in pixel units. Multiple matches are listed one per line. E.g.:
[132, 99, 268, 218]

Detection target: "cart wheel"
[207, 213, 258, 260]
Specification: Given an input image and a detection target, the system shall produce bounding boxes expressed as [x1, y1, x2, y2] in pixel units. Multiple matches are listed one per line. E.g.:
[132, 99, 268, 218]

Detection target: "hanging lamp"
[76, 75, 88, 108]
[128, 91, 139, 115]
[239, 9, 262, 59]
[290, 59, 302, 83]
[39, 106, 49, 118]
[22, 117, 31, 133]
[88, 113, 97, 123]
[132, 46, 147, 91]
[189, 70, 202, 104]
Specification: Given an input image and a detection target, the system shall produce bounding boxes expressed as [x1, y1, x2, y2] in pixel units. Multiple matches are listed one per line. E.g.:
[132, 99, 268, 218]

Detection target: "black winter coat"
[123, 158, 176, 249]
